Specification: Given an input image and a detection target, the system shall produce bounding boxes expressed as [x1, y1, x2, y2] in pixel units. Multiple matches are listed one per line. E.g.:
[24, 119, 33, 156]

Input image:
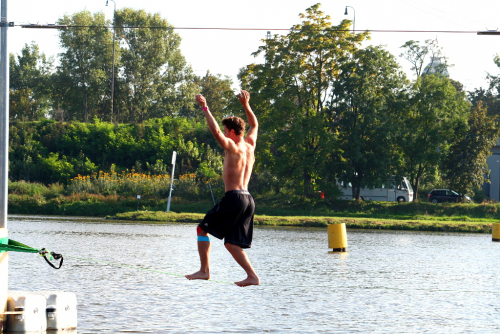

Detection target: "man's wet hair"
[222, 117, 246, 135]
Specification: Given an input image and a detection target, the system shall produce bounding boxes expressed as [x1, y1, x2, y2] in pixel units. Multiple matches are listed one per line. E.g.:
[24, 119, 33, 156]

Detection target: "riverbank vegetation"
[8, 180, 500, 233]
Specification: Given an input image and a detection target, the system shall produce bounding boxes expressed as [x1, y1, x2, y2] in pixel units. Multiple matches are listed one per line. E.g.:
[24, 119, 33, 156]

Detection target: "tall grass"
[9, 181, 64, 199]
[66, 170, 224, 201]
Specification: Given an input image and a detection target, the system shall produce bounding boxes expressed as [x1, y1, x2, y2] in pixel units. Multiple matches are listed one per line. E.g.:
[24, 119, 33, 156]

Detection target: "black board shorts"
[199, 190, 255, 249]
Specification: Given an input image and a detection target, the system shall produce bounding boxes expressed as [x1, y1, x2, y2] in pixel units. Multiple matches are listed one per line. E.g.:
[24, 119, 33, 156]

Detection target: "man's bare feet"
[235, 275, 260, 287]
[185, 270, 210, 280]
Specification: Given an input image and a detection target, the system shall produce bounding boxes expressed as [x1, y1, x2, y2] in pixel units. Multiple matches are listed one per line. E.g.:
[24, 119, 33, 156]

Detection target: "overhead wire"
[14, 24, 483, 34]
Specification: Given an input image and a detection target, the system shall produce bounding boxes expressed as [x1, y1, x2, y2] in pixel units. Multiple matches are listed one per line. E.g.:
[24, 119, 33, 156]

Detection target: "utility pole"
[0, 0, 10, 325]
[106, 0, 116, 123]
[0, 0, 9, 232]
[0, 17, 64, 323]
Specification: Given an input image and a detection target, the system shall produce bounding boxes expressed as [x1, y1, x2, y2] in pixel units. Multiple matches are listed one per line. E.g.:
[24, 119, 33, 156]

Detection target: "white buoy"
[44, 291, 77, 331]
[6, 293, 47, 332]
[6, 291, 77, 332]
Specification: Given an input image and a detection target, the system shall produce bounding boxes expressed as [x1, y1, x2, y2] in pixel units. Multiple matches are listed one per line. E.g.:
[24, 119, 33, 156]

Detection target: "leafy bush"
[9, 181, 47, 196]
[38, 152, 75, 184]
[9, 181, 64, 198]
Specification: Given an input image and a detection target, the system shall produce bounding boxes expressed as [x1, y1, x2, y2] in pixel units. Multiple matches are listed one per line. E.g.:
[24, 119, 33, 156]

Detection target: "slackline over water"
[62, 255, 500, 294]
[3, 239, 499, 293]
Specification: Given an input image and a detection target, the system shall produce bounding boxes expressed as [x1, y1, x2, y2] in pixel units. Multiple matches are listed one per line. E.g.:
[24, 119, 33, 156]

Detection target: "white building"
[422, 56, 449, 77]
[486, 138, 500, 201]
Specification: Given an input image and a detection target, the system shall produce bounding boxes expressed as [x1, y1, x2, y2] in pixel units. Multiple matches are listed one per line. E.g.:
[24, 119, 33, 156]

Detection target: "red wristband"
[203, 107, 209, 111]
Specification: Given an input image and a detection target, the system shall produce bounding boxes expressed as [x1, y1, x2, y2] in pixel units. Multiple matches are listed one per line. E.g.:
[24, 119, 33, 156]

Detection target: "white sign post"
[166, 151, 177, 213]
[136, 195, 141, 211]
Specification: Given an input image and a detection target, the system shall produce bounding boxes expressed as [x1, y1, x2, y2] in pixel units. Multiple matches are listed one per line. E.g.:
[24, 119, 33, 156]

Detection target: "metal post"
[0, 0, 9, 326]
[110, 1, 116, 122]
[344, 6, 355, 34]
[166, 151, 177, 213]
[0, 0, 9, 230]
[106, 0, 116, 123]
[208, 181, 215, 205]
[110, 31, 115, 121]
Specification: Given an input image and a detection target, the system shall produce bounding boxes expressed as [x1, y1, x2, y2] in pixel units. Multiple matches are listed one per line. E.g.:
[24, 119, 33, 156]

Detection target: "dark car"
[428, 189, 471, 203]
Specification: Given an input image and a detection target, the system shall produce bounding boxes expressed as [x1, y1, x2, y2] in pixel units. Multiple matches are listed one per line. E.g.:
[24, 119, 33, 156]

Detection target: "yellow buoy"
[493, 223, 500, 242]
[327, 223, 347, 252]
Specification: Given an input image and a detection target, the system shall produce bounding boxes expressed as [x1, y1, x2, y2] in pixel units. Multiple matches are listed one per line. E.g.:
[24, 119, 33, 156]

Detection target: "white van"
[338, 176, 414, 202]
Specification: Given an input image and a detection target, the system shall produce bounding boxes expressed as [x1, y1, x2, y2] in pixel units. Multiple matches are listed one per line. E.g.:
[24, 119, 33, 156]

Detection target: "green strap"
[0, 237, 40, 254]
[0, 236, 7, 253]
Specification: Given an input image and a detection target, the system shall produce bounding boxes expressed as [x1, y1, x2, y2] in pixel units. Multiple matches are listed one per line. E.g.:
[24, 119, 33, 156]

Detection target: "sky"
[6, 0, 500, 92]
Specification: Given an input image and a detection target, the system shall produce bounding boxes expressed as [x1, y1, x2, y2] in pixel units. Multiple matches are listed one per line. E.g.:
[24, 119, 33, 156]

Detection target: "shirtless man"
[185, 90, 260, 287]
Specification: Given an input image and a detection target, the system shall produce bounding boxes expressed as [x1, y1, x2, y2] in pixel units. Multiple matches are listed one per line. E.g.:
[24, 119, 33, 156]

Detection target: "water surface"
[6, 215, 500, 333]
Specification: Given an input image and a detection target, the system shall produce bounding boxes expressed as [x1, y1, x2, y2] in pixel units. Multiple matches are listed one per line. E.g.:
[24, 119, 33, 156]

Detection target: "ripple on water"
[6, 216, 500, 333]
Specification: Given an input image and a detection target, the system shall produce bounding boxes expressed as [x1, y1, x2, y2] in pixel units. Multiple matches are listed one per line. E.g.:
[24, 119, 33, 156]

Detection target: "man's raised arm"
[238, 90, 258, 146]
[196, 94, 230, 149]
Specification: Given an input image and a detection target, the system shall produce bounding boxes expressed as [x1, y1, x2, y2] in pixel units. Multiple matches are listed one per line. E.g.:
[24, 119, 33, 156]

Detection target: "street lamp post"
[106, 0, 116, 123]
[344, 6, 355, 34]
[265, 31, 271, 66]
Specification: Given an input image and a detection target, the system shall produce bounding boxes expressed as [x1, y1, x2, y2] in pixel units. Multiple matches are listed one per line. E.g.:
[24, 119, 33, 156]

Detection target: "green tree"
[57, 10, 114, 122]
[186, 71, 235, 119]
[441, 102, 500, 196]
[196, 144, 223, 179]
[398, 75, 469, 199]
[469, 54, 500, 116]
[334, 46, 409, 199]
[9, 43, 54, 120]
[47, 70, 73, 122]
[9, 121, 45, 182]
[10, 89, 39, 121]
[38, 152, 75, 185]
[239, 4, 369, 196]
[399, 39, 451, 78]
[114, 8, 197, 123]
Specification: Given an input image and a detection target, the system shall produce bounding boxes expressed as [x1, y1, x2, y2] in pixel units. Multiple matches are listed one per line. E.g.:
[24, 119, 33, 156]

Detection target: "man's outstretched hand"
[196, 94, 208, 109]
[238, 90, 250, 106]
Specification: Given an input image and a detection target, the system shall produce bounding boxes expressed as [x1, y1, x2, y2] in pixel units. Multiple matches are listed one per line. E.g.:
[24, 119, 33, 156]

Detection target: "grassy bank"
[107, 211, 494, 233]
[9, 193, 500, 218]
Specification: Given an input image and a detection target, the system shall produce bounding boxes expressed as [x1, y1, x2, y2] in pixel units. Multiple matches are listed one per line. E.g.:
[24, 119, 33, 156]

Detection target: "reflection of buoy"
[493, 223, 500, 242]
[328, 223, 347, 252]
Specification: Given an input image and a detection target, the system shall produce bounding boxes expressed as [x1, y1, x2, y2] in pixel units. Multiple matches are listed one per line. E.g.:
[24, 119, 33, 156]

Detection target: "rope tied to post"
[0, 237, 64, 269]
